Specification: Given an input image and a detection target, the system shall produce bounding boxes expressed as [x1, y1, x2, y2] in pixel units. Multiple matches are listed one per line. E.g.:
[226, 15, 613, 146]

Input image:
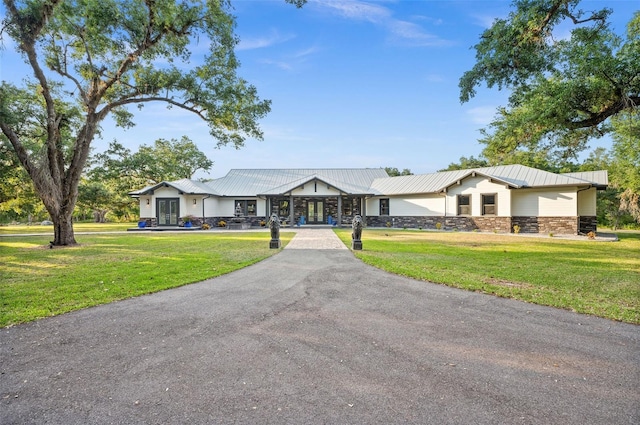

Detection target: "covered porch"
[259, 176, 371, 227]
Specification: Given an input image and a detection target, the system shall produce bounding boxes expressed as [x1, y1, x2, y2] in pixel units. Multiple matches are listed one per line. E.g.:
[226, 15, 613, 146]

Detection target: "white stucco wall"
[445, 176, 512, 216]
[138, 196, 153, 217]
[511, 188, 578, 217]
[366, 198, 381, 216]
[387, 195, 446, 216]
[292, 180, 342, 196]
[216, 197, 264, 216]
[577, 187, 596, 216]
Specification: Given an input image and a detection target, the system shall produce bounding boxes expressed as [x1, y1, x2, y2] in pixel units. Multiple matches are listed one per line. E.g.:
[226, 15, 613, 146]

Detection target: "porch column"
[289, 194, 294, 227]
[337, 196, 343, 228]
[361, 197, 367, 225]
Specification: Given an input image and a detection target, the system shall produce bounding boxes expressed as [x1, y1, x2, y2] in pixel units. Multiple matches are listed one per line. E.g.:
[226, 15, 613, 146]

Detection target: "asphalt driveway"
[1, 230, 638, 424]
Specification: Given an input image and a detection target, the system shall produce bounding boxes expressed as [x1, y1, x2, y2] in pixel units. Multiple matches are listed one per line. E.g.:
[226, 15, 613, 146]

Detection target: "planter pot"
[138, 221, 146, 228]
[185, 222, 192, 228]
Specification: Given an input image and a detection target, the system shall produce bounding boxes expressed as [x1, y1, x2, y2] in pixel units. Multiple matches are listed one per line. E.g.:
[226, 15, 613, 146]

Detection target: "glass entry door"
[307, 200, 324, 224]
[157, 198, 179, 226]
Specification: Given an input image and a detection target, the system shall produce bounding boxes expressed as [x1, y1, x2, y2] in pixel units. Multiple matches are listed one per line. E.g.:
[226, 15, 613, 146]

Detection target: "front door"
[157, 198, 179, 226]
[307, 200, 324, 224]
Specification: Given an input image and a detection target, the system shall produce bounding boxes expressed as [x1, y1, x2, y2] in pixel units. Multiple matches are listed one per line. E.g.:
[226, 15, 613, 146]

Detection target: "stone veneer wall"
[511, 216, 578, 234]
[191, 214, 593, 234]
[367, 215, 586, 234]
[139, 217, 157, 227]
[204, 216, 266, 228]
[578, 216, 597, 234]
[366, 216, 511, 232]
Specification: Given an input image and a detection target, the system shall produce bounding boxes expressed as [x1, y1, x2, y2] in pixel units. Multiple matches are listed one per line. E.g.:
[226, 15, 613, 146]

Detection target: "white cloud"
[237, 29, 296, 51]
[314, 0, 451, 47]
[388, 20, 451, 47]
[258, 58, 294, 71]
[316, 0, 390, 24]
[472, 13, 503, 29]
[466, 106, 497, 125]
[424, 74, 445, 83]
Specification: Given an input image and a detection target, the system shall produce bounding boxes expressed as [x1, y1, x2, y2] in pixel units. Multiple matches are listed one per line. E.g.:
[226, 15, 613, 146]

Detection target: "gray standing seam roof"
[129, 165, 607, 198]
[369, 164, 606, 195]
[207, 169, 389, 196]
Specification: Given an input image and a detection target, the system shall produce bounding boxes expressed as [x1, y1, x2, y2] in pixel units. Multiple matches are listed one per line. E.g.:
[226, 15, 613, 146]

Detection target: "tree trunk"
[51, 206, 77, 246]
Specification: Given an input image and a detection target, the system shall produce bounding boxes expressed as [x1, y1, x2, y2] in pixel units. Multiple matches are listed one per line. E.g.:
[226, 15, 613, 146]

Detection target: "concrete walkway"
[1, 230, 638, 424]
[284, 228, 348, 250]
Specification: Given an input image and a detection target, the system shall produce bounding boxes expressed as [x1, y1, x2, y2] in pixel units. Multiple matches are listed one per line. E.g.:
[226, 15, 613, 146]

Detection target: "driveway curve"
[1, 229, 638, 424]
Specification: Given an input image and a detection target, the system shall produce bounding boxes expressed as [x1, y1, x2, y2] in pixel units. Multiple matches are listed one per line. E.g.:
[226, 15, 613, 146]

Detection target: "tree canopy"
[460, 0, 639, 165]
[0, 0, 302, 245]
[384, 167, 413, 177]
[0, 0, 304, 245]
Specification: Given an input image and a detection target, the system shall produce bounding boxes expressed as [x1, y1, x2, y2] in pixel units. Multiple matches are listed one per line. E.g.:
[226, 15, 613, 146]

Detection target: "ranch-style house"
[129, 164, 608, 235]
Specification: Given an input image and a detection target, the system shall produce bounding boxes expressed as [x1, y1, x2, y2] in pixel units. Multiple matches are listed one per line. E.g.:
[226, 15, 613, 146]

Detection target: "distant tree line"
[0, 136, 212, 224]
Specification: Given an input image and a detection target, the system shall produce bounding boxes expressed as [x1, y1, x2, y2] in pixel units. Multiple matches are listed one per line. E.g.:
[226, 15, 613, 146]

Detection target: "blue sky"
[1, 1, 636, 179]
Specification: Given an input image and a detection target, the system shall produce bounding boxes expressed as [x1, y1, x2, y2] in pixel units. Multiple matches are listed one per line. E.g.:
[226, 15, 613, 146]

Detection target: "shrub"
[386, 221, 392, 228]
[513, 224, 521, 234]
[587, 231, 596, 240]
[435, 222, 442, 230]
[217, 220, 227, 227]
[201, 223, 211, 230]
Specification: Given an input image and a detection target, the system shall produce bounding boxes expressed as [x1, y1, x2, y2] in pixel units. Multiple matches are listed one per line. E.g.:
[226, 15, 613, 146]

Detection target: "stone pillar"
[337, 196, 343, 228]
[289, 194, 294, 227]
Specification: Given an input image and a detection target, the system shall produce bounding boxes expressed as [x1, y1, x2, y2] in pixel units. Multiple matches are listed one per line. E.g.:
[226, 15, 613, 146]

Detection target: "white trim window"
[235, 200, 257, 216]
[379, 198, 390, 215]
[482, 194, 496, 215]
[457, 195, 471, 216]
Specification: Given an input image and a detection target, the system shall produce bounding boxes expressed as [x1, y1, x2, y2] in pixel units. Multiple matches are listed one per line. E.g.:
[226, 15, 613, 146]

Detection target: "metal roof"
[561, 171, 608, 187]
[128, 179, 218, 196]
[208, 168, 388, 196]
[370, 165, 607, 195]
[129, 166, 607, 198]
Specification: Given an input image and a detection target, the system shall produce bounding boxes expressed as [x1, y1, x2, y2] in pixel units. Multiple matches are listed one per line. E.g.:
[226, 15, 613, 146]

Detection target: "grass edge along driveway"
[335, 229, 639, 325]
[0, 231, 293, 327]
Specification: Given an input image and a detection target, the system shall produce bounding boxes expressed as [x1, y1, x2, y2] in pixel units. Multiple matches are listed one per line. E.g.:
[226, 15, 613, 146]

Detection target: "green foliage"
[384, 167, 413, 176]
[460, 1, 639, 165]
[1, 0, 287, 244]
[610, 111, 640, 222]
[0, 140, 48, 223]
[440, 155, 489, 171]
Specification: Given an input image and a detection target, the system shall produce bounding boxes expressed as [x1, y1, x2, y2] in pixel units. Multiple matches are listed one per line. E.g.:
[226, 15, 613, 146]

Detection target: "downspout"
[576, 185, 593, 234]
[202, 195, 211, 224]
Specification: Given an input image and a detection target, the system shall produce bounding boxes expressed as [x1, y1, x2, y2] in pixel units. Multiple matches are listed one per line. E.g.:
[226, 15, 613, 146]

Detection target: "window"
[379, 198, 390, 215]
[343, 197, 358, 216]
[279, 200, 289, 217]
[457, 195, 471, 215]
[482, 194, 496, 215]
[235, 200, 257, 216]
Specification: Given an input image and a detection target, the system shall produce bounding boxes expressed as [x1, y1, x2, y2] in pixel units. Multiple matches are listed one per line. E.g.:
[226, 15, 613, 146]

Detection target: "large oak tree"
[0, 0, 302, 246]
[459, 0, 639, 166]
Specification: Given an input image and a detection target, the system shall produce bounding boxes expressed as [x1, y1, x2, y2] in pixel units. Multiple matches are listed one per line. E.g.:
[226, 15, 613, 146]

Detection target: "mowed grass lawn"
[335, 229, 640, 324]
[0, 231, 293, 327]
[0, 222, 135, 235]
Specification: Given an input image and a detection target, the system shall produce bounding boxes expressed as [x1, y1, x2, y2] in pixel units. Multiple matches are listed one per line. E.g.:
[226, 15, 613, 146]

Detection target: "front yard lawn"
[0, 232, 293, 327]
[335, 229, 640, 324]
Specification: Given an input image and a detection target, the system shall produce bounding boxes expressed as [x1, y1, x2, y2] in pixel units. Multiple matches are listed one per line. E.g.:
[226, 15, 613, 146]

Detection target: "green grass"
[0, 222, 136, 234]
[0, 232, 293, 327]
[335, 229, 640, 324]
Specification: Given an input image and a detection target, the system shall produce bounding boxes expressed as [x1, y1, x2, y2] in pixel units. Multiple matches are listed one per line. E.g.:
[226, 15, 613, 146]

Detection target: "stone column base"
[270, 240, 281, 249]
[352, 240, 362, 250]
